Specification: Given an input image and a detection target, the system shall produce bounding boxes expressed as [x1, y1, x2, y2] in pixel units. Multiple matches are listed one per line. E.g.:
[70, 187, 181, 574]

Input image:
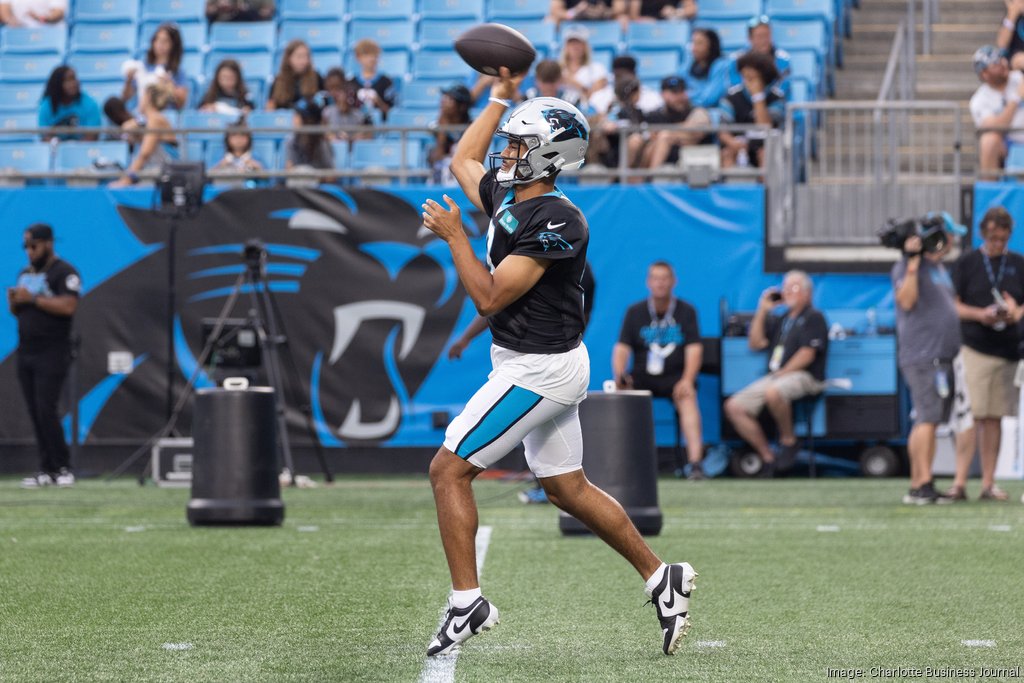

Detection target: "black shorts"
[632, 373, 678, 398]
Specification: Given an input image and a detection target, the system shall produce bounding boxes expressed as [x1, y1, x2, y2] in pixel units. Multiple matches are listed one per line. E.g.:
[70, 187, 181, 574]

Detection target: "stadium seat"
[180, 111, 236, 142]
[0, 82, 43, 112]
[0, 141, 51, 179]
[698, 0, 762, 19]
[70, 23, 138, 54]
[766, 0, 834, 25]
[278, 0, 346, 21]
[635, 49, 680, 79]
[245, 77, 266, 107]
[696, 19, 748, 51]
[486, 0, 548, 20]
[626, 21, 690, 51]
[139, 21, 205, 55]
[53, 140, 130, 174]
[182, 52, 205, 82]
[1007, 145, 1024, 172]
[206, 50, 274, 82]
[140, 0, 205, 24]
[787, 49, 821, 95]
[384, 107, 436, 142]
[0, 111, 40, 142]
[400, 77, 448, 108]
[247, 110, 295, 141]
[0, 54, 63, 82]
[345, 48, 410, 78]
[309, 48, 343, 69]
[412, 49, 473, 80]
[202, 140, 227, 167]
[68, 52, 133, 82]
[330, 140, 350, 169]
[505, 18, 556, 52]
[419, 18, 478, 50]
[73, 0, 140, 23]
[419, 0, 484, 20]
[0, 26, 68, 55]
[348, 19, 416, 50]
[251, 139, 278, 168]
[560, 21, 622, 51]
[348, 0, 415, 20]
[350, 138, 422, 169]
[85, 80, 126, 111]
[279, 20, 345, 51]
[773, 19, 829, 59]
[209, 22, 276, 52]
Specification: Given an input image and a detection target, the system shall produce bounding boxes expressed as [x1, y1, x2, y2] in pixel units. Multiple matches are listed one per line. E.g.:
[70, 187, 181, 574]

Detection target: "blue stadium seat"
[1006, 145, 1024, 172]
[181, 52, 204, 82]
[384, 107, 436, 142]
[310, 48, 343, 69]
[54, 140, 130, 170]
[350, 138, 422, 169]
[251, 139, 278, 168]
[505, 18, 556, 51]
[209, 22, 276, 52]
[773, 19, 829, 58]
[0, 26, 68, 55]
[0, 141, 50, 175]
[0, 82, 43, 112]
[766, 0, 834, 25]
[348, 0, 415, 20]
[180, 111, 236, 142]
[67, 52, 133, 82]
[634, 49, 681, 79]
[245, 77, 266, 107]
[698, 0, 762, 19]
[70, 23, 138, 54]
[330, 140, 349, 169]
[279, 20, 345, 51]
[140, 0, 205, 24]
[696, 19, 748, 51]
[0, 54, 63, 82]
[348, 19, 416, 50]
[344, 48, 410, 78]
[0, 111, 40, 141]
[626, 21, 690, 50]
[73, 0, 140, 23]
[278, 0, 346, 21]
[84, 80, 125, 111]
[418, 18, 478, 49]
[419, 0, 484, 20]
[560, 21, 621, 51]
[787, 49, 821, 94]
[246, 110, 295, 141]
[412, 49, 472, 80]
[202, 140, 227, 167]
[486, 0, 548, 20]
[400, 78, 448, 108]
[206, 50, 274, 82]
[139, 21, 206, 55]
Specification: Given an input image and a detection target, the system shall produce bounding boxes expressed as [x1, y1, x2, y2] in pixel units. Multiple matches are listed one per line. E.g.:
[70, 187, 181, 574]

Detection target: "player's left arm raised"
[423, 195, 549, 316]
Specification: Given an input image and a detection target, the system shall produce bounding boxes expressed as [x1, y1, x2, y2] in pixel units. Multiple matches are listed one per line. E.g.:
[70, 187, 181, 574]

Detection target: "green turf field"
[1, 476, 1023, 682]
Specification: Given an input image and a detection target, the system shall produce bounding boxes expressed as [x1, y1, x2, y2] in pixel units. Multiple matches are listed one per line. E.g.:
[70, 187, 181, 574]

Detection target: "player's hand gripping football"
[422, 194, 464, 243]
[490, 67, 526, 102]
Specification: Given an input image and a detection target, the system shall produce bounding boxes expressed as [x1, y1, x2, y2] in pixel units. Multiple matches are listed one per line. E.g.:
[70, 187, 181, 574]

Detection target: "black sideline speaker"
[187, 387, 284, 526]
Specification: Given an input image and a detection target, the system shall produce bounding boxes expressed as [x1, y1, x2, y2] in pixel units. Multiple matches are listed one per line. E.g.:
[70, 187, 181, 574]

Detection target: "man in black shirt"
[723, 270, 828, 476]
[7, 224, 81, 488]
[950, 206, 1024, 501]
[420, 69, 697, 658]
[613, 261, 704, 479]
[639, 75, 713, 170]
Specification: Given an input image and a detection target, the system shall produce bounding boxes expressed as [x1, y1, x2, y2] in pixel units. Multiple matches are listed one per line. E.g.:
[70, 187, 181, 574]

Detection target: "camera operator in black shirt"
[8, 224, 81, 488]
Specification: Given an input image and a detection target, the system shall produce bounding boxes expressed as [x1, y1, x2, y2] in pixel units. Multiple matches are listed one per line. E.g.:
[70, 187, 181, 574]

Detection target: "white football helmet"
[489, 97, 590, 187]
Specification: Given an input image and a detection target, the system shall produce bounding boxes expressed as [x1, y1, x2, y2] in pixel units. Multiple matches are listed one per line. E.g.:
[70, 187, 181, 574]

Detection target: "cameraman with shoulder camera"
[949, 206, 1024, 501]
[892, 216, 967, 504]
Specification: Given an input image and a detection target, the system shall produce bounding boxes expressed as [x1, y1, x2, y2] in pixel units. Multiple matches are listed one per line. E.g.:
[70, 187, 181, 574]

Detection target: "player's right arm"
[450, 68, 524, 211]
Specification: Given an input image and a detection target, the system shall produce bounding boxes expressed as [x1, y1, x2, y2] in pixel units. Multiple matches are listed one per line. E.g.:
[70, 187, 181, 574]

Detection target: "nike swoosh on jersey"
[546, 221, 566, 230]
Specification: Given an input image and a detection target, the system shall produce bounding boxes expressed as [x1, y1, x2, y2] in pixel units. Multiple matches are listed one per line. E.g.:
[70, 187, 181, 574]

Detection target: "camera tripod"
[107, 239, 334, 485]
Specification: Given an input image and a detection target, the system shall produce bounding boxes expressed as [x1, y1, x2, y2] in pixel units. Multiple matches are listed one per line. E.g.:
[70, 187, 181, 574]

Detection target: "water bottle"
[865, 308, 877, 336]
[736, 147, 750, 168]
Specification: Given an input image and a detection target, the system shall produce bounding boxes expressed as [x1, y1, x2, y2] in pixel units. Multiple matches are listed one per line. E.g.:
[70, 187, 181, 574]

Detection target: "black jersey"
[478, 169, 589, 354]
[14, 258, 81, 345]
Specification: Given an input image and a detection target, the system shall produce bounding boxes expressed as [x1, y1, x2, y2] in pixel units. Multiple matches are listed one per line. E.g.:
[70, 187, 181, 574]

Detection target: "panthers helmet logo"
[543, 108, 588, 143]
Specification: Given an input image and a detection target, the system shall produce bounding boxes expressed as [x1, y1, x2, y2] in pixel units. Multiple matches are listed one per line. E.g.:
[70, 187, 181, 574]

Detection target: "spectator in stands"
[727, 16, 791, 95]
[613, 261, 705, 480]
[38, 66, 101, 142]
[523, 59, 570, 104]
[590, 54, 663, 115]
[212, 125, 265, 173]
[637, 76, 712, 170]
[548, 0, 623, 25]
[206, 0, 274, 22]
[0, 0, 65, 27]
[686, 28, 729, 108]
[110, 82, 180, 186]
[267, 40, 324, 112]
[627, 0, 696, 22]
[723, 271, 828, 478]
[322, 68, 372, 141]
[949, 206, 1023, 502]
[592, 76, 646, 170]
[996, 0, 1024, 71]
[718, 52, 785, 168]
[428, 84, 473, 185]
[351, 39, 396, 120]
[199, 59, 254, 117]
[970, 45, 1024, 176]
[892, 219, 967, 504]
[559, 27, 609, 107]
[285, 93, 334, 173]
[114, 23, 190, 112]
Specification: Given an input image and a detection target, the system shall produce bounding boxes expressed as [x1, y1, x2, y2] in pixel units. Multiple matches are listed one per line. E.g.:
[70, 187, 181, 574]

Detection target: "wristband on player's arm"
[488, 97, 512, 108]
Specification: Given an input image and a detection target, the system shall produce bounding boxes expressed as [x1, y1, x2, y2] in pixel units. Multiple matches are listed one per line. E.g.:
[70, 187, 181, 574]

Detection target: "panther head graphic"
[543, 108, 589, 143]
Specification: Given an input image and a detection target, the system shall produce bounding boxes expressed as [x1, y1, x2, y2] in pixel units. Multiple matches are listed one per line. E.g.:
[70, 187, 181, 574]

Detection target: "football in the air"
[454, 23, 537, 76]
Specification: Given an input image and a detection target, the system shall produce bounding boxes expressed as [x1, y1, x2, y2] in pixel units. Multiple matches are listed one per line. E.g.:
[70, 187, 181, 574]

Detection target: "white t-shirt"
[970, 71, 1024, 143]
[0, 0, 66, 26]
[589, 84, 664, 115]
[562, 62, 609, 106]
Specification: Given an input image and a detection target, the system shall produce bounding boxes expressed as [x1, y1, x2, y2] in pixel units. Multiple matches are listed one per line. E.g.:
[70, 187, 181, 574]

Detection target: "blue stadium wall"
[0, 183, 897, 454]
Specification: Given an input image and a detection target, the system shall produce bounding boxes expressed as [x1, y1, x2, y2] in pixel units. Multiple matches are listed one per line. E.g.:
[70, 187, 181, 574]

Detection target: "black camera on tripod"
[878, 212, 964, 254]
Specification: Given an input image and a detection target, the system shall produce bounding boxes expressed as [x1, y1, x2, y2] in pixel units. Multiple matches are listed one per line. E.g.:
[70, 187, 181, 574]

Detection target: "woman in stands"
[199, 59, 255, 117]
[116, 23, 189, 112]
[110, 82, 180, 187]
[685, 28, 729, 108]
[38, 66, 101, 142]
[266, 40, 324, 111]
[558, 27, 609, 108]
[284, 93, 335, 176]
[427, 84, 473, 185]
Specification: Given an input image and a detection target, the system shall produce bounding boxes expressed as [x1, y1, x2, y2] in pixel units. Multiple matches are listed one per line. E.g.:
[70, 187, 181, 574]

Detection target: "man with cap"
[726, 16, 792, 96]
[892, 214, 969, 504]
[638, 75, 713, 169]
[969, 45, 1024, 175]
[8, 224, 81, 488]
[589, 55, 663, 115]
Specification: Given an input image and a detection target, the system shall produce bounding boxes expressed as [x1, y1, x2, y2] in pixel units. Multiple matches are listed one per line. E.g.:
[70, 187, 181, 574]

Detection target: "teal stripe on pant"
[455, 385, 543, 459]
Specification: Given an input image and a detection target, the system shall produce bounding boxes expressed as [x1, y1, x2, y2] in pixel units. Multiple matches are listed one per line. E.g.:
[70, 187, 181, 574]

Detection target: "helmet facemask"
[489, 132, 549, 187]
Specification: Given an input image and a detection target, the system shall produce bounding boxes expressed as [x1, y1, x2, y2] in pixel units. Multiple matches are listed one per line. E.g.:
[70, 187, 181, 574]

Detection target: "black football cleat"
[426, 596, 500, 657]
[648, 562, 697, 655]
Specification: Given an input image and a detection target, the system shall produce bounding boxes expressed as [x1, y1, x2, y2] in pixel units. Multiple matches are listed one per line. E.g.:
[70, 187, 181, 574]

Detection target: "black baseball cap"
[26, 223, 54, 241]
[442, 84, 472, 105]
[661, 76, 687, 92]
[612, 55, 638, 73]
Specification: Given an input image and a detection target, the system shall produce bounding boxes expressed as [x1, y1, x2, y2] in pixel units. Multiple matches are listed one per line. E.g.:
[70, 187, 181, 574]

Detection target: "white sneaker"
[20, 473, 55, 489]
[648, 562, 698, 655]
[55, 469, 75, 487]
[426, 596, 500, 657]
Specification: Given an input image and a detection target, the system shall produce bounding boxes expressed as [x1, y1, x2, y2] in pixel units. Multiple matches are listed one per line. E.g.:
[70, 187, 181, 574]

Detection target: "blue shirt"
[685, 57, 729, 109]
[38, 94, 102, 139]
